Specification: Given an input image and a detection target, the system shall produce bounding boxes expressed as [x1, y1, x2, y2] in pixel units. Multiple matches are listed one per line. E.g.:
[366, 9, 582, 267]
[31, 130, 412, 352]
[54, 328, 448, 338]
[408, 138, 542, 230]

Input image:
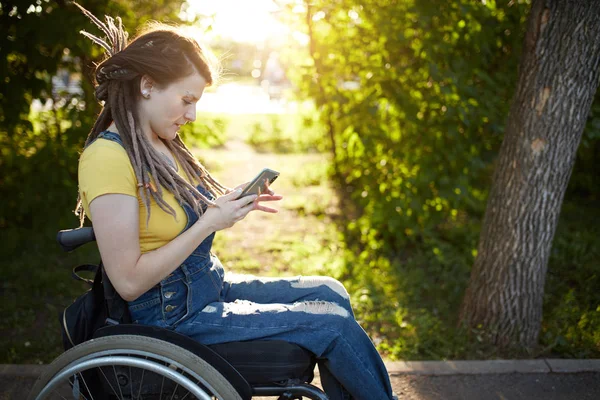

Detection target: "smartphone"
[237, 168, 280, 198]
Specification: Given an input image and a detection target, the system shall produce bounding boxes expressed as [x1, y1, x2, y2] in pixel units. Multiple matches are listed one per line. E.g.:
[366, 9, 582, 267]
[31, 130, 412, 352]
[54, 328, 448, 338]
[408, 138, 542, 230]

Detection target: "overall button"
[165, 305, 177, 313]
[164, 291, 176, 299]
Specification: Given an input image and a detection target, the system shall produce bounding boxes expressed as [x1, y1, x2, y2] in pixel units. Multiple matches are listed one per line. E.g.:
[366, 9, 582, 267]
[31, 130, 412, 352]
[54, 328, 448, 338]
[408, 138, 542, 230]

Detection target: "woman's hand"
[206, 181, 283, 231]
[252, 179, 283, 213]
[202, 189, 258, 232]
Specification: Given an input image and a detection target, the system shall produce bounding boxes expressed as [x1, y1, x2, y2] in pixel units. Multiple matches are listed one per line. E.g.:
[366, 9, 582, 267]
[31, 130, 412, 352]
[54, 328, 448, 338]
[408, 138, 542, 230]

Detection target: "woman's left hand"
[227, 181, 282, 213]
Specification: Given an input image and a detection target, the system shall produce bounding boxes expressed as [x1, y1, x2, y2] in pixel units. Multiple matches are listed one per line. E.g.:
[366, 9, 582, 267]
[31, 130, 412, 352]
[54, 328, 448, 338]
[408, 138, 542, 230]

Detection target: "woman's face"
[138, 72, 207, 141]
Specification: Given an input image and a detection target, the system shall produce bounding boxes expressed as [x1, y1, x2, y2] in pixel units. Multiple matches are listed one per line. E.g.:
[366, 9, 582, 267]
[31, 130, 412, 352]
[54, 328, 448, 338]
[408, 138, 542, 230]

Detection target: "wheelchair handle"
[57, 227, 96, 252]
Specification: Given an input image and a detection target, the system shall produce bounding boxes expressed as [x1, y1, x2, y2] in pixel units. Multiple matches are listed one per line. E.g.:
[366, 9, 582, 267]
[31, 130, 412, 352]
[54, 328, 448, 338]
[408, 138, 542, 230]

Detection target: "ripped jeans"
[128, 191, 394, 399]
[129, 261, 394, 400]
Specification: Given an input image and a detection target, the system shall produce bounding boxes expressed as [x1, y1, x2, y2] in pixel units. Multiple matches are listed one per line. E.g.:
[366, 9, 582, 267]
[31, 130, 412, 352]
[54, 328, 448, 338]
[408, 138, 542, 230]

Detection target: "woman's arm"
[90, 189, 267, 301]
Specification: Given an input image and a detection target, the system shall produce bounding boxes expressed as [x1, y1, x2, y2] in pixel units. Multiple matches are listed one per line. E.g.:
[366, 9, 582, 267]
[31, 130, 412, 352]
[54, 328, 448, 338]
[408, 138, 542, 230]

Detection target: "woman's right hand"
[201, 189, 258, 232]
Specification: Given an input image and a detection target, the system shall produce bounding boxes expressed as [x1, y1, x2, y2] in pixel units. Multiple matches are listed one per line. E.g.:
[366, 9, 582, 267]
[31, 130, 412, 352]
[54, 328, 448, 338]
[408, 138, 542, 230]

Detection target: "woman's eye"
[183, 99, 193, 105]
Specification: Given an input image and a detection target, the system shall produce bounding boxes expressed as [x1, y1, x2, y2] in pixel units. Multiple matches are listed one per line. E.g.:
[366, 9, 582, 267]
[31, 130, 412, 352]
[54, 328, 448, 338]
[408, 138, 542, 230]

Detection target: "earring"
[141, 89, 150, 98]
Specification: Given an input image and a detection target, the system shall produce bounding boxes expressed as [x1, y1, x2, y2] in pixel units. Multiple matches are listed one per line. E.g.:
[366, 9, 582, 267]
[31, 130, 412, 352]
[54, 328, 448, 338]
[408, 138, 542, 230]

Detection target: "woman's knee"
[294, 276, 350, 301]
[290, 300, 351, 320]
[289, 300, 354, 338]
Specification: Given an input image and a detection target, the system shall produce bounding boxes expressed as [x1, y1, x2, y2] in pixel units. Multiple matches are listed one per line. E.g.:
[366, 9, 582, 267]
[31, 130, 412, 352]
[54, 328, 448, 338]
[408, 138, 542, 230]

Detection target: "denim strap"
[84, 130, 123, 149]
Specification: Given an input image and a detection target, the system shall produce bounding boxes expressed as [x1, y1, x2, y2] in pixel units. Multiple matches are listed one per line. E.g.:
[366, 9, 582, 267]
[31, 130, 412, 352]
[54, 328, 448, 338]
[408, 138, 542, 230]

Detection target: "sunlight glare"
[184, 0, 289, 44]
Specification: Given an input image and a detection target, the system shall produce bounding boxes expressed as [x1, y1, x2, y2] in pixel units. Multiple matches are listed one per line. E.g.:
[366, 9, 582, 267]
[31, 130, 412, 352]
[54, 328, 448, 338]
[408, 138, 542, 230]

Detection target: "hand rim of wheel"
[36, 355, 212, 400]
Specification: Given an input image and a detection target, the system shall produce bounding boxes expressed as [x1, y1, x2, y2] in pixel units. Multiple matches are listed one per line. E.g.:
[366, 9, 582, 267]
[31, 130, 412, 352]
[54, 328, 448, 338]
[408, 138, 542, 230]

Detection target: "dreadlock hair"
[73, 3, 228, 227]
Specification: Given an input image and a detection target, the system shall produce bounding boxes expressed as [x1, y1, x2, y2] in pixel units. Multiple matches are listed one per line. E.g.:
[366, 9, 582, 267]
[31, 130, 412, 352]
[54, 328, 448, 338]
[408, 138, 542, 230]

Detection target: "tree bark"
[459, 0, 600, 350]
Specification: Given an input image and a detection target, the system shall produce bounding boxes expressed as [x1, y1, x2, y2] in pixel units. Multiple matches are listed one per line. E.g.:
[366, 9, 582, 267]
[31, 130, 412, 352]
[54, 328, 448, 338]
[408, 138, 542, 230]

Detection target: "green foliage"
[332, 198, 600, 361]
[293, 0, 600, 359]
[297, 0, 530, 252]
[246, 112, 327, 153]
[179, 117, 229, 149]
[541, 201, 600, 358]
[289, 161, 329, 188]
[567, 90, 600, 199]
[340, 219, 482, 360]
[247, 116, 293, 152]
[1, 104, 92, 248]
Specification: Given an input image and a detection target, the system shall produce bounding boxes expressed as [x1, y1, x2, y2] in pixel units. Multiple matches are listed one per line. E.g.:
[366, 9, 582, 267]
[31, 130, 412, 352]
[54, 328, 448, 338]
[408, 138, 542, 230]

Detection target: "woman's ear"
[140, 75, 154, 98]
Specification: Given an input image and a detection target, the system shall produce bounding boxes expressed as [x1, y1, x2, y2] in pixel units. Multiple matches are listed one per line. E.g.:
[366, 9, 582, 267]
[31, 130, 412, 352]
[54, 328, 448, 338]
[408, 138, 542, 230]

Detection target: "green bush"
[541, 201, 600, 358]
[246, 113, 328, 153]
[248, 117, 295, 153]
[179, 117, 229, 149]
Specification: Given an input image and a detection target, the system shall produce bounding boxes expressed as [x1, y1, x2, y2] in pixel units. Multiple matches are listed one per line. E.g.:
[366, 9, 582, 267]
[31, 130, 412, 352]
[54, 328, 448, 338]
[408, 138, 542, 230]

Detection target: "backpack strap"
[100, 264, 132, 324]
[72, 264, 98, 286]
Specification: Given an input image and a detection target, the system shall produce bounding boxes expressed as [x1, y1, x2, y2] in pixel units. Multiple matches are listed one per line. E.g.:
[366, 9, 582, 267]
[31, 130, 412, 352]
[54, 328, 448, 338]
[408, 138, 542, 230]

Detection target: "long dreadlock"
[73, 3, 228, 227]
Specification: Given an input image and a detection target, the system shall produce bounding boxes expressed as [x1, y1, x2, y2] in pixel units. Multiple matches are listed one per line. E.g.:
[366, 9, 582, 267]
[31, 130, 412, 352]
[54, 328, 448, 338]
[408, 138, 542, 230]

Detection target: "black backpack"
[60, 262, 131, 351]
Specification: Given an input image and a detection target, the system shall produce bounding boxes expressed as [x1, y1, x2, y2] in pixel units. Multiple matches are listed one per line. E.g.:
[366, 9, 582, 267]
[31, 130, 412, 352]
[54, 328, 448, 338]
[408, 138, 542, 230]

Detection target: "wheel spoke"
[49, 388, 69, 400]
[179, 387, 194, 400]
[159, 376, 165, 400]
[112, 365, 126, 399]
[169, 383, 180, 400]
[129, 361, 133, 400]
[77, 371, 94, 400]
[136, 356, 147, 400]
[98, 366, 121, 399]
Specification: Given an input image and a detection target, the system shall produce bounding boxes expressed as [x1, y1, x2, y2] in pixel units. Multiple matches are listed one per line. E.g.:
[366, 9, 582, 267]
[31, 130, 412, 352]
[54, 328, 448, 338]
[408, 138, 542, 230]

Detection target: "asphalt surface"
[389, 372, 600, 400]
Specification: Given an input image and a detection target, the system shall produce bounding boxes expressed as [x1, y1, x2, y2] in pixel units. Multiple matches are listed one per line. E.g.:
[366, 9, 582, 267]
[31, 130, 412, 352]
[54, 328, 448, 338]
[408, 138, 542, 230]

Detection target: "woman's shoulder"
[78, 136, 138, 205]
[79, 136, 135, 180]
[80, 136, 130, 165]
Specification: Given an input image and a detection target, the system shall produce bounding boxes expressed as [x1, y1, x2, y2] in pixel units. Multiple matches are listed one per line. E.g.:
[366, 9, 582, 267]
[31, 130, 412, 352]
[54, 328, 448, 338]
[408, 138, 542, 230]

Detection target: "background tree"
[460, 0, 600, 350]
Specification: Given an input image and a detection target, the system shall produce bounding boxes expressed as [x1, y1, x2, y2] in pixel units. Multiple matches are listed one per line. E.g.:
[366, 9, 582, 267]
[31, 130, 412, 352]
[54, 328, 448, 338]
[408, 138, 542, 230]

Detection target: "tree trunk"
[459, 0, 600, 350]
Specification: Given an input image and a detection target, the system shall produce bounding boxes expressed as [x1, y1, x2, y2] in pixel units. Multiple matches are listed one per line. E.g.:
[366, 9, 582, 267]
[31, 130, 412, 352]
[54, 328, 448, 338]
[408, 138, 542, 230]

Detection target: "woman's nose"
[185, 109, 196, 123]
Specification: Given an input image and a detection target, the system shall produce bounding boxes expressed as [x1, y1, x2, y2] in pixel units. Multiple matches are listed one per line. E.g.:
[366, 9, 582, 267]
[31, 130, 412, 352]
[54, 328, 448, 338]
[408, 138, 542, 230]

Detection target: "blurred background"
[1, 0, 598, 364]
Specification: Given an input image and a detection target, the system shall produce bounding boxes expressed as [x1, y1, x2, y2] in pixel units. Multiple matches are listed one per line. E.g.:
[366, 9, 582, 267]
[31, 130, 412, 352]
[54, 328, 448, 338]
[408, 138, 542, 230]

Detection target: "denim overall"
[92, 131, 394, 400]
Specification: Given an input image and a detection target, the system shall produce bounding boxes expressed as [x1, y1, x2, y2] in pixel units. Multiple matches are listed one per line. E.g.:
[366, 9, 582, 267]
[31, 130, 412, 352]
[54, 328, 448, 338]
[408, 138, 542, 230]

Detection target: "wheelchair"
[27, 227, 330, 400]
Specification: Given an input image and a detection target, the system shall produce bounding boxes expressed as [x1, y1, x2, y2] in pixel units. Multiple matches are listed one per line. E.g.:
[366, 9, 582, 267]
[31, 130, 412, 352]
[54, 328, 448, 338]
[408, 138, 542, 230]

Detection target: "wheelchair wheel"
[28, 335, 242, 400]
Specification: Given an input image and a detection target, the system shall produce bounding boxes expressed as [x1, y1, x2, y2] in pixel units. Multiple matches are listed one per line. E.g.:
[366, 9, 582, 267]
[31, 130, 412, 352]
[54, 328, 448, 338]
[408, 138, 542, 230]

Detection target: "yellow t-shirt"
[78, 138, 196, 253]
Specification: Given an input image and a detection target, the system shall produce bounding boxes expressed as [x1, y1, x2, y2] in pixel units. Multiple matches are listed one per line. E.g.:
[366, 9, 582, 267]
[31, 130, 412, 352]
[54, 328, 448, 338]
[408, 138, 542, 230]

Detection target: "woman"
[74, 4, 395, 399]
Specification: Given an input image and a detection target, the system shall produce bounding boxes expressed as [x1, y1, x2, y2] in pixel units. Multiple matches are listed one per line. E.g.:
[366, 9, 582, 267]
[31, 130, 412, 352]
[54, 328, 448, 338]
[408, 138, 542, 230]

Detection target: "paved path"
[3, 360, 599, 399]
[388, 372, 600, 400]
